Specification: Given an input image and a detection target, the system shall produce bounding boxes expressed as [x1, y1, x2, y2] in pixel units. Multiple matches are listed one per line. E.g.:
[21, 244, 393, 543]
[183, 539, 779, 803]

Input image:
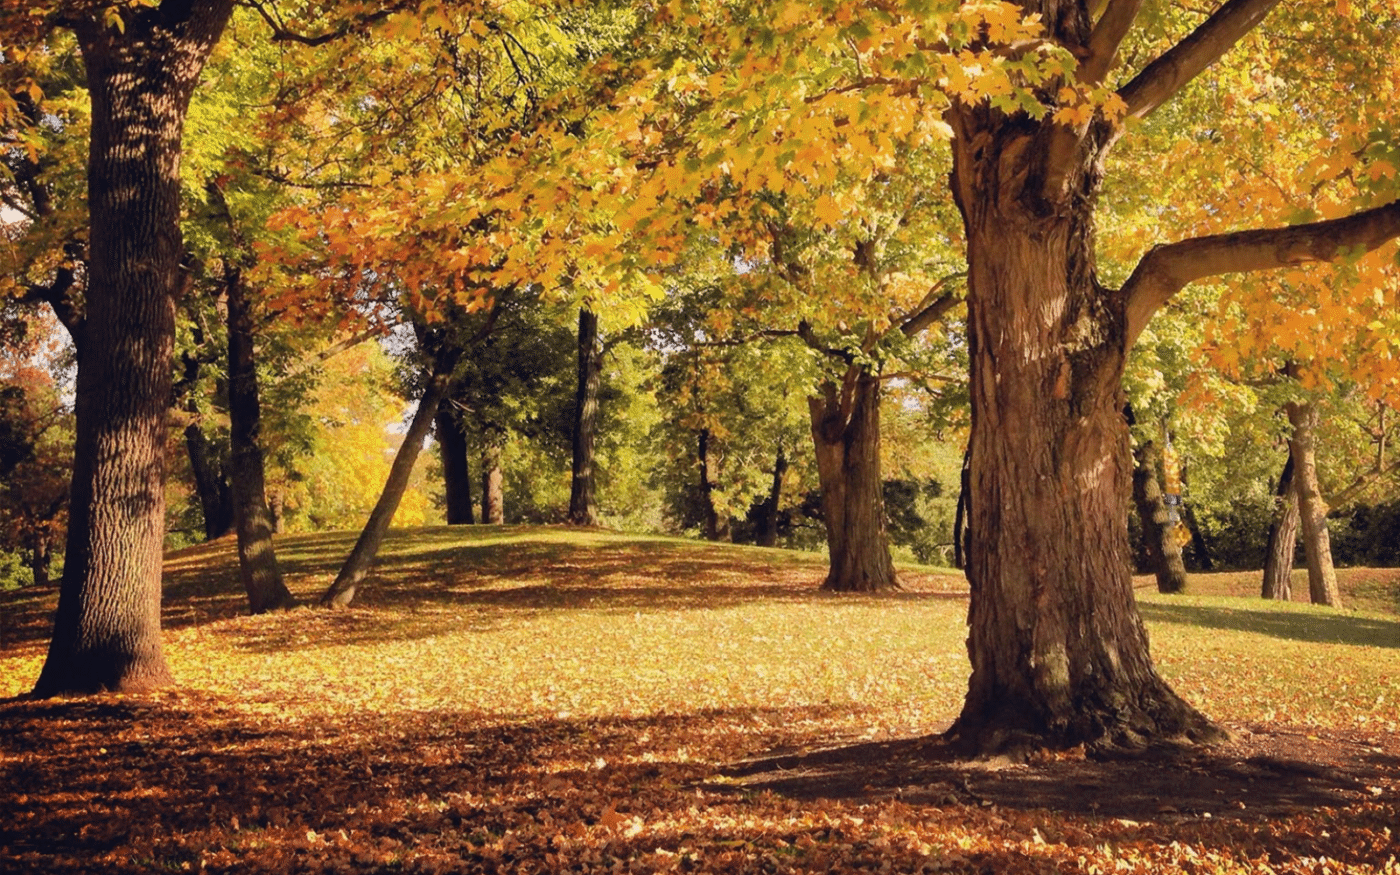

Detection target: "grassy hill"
[1, 526, 1397, 873]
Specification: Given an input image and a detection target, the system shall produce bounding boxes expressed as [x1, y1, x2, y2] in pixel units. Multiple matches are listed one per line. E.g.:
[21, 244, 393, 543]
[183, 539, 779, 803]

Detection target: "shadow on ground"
[720, 722, 1400, 822]
[1138, 601, 1400, 648]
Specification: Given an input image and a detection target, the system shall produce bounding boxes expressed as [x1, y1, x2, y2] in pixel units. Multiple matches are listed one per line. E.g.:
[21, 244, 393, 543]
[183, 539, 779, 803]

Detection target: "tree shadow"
[2, 695, 1396, 874]
[1137, 601, 1400, 648]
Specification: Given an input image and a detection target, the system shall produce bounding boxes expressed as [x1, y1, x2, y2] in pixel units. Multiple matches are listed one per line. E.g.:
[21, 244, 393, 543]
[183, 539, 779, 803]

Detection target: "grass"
[1, 526, 1398, 873]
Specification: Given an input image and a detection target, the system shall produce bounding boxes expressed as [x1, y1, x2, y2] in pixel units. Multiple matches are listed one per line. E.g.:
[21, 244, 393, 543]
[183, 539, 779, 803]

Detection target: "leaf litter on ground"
[2, 526, 1399, 873]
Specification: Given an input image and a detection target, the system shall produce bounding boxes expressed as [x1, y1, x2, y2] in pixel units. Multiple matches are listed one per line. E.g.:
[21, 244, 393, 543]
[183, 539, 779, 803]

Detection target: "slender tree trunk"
[1286, 400, 1342, 607]
[184, 421, 234, 540]
[568, 308, 603, 526]
[435, 402, 475, 525]
[481, 435, 504, 524]
[323, 352, 458, 607]
[946, 117, 1215, 753]
[1130, 439, 1189, 594]
[698, 428, 731, 541]
[756, 443, 787, 548]
[1261, 456, 1298, 600]
[34, 3, 235, 697]
[808, 373, 898, 592]
[226, 265, 295, 613]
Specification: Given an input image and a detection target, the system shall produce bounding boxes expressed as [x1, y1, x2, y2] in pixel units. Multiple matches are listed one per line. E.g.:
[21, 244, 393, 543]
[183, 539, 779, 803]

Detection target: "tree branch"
[1082, 0, 1144, 86]
[1120, 200, 1400, 347]
[1117, 0, 1282, 119]
[897, 272, 966, 338]
[242, 0, 414, 46]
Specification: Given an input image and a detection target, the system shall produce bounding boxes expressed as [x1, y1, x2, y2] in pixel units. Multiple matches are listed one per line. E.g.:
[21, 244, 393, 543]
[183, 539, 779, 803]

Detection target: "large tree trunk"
[480, 435, 505, 524]
[1286, 400, 1342, 607]
[1130, 439, 1189, 594]
[183, 420, 234, 540]
[755, 443, 787, 548]
[945, 113, 1215, 754]
[697, 428, 731, 541]
[33, 3, 235, 697]
[1261, 456, 1298, 600]
[435, 402, 474, 525]
[323, 352, 457, 607]
[568, 308, 602, 526]
[226, 264, 295, 614]
[808, 373, 898, 592]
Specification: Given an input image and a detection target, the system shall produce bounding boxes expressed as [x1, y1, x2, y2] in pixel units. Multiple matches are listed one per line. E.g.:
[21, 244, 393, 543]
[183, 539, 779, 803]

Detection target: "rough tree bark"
[33, 1, 236, 697]
[435, 401, 475, 525]
[1286, 400, 1342, 607]
[943, 0, 1400, 754]
[697, 428, 731, 542]
[809, 373, 897, 592]
[756, 444, 787, 548]
[323, 348, 460, 607]
[1261, 456, 1298, 601]
[1130, 438, 1188, 594]
[480, 435, 505, 525]
[568, 308, 602, 526]
[225, 262, 296, 614]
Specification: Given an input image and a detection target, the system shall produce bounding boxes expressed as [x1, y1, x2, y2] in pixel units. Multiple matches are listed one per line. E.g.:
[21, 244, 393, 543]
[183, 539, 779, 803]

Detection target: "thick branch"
[1082, 0, 1144, 85]
[898, 273, 965, 338]
[1121, 200, 1400, 347]
[244, 0, 413, 46]
[1117, 0, 1282, 119]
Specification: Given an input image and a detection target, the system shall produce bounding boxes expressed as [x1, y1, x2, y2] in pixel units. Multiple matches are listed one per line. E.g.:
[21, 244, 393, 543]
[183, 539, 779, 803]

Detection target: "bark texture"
[1286, 400, 1342, 607]
[435, 402, 474, 525]
[1261, 457, 1298, 601]
[808, 374, 898, 592]
[945, 98, 1215, 754]
[568, 308, 603, 526]
[1130, 439, 1189, 594]
[323, 351, 458, 607]
[33, 2, 235, 697]
[226, 264, 295, 614]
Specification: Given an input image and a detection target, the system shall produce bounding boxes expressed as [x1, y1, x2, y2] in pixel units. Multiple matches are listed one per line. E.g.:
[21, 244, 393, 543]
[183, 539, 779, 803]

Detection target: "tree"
[27, 0, 237, 696]
[507, 0, 1400, 752]
[568, 307, 603, 526]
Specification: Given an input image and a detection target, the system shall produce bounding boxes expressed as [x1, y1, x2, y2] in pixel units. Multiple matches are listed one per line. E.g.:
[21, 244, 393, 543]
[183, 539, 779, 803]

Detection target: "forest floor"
[1, 526, 1398, 873]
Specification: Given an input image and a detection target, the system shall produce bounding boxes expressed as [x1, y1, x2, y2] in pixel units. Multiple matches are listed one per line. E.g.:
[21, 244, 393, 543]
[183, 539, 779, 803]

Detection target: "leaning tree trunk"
[1261, 456, 1298, 600]
[226, 264, 295, 614]
[435, 402, 474, 525]
[1130, 439, 1188, 594]
[1286, 400, 1342, 607]
[33, 2, 235, 696]
[480, 435, 505, 525]
[568, 308, 603, 526]
[1178, 464, 1215, 570]
[808, 373, 898, 592]
[945, 113, 1215, 754]
[323, 352, 458, 607]
[756, 443, 788, 548]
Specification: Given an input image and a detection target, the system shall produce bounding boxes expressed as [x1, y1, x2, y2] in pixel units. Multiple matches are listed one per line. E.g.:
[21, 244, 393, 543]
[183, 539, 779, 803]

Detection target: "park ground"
[1, 527, 1398, 873]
